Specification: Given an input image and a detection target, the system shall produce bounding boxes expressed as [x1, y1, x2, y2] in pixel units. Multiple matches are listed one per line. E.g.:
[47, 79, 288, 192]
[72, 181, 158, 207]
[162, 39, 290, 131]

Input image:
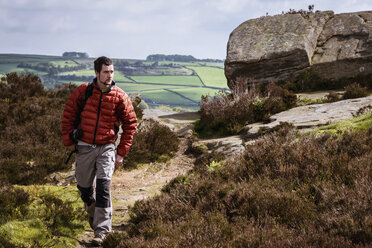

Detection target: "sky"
[0, 0, 371, 60]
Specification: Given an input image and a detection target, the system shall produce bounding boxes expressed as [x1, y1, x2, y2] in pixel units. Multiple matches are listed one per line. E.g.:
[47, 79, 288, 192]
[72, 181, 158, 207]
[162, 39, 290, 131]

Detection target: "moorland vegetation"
[104, 114, 372, 247]
[0, 62, 371, 247]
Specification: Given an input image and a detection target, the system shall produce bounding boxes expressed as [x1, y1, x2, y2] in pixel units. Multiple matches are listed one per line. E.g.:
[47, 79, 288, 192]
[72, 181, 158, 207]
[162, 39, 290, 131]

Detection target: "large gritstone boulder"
[225, 10, 372, 89]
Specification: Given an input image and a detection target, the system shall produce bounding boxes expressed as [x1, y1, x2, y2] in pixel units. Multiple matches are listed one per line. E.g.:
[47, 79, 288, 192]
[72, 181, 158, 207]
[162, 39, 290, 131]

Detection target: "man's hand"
[115, 154, 123, 168]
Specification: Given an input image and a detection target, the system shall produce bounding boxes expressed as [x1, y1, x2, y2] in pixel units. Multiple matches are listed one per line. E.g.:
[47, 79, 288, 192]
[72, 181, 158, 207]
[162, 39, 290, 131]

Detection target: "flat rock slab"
[245, 96, 372, 135]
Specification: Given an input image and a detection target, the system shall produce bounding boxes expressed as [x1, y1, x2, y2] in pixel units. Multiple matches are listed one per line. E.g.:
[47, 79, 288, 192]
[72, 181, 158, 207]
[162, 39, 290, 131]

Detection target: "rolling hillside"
[0, 54, 229, 110]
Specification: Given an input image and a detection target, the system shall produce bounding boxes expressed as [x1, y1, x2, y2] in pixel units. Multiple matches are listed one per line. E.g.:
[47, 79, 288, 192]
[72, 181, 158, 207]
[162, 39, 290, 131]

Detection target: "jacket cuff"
[117, 148, 128, 157]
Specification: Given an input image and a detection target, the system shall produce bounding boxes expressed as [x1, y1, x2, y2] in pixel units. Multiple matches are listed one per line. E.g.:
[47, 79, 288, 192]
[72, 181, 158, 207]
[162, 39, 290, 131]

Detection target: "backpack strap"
[74, 83, 94, 129]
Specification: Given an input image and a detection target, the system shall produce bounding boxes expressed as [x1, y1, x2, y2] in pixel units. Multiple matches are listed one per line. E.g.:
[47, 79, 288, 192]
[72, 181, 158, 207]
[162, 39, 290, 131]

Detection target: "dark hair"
[94, 56, 113, 73]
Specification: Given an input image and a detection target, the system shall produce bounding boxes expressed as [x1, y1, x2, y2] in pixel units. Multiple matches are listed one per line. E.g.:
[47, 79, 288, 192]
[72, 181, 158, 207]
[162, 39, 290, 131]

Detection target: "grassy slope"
[316, 111, 372, 135]
[140, 89, 196, 106]
[170, 88, 222, 102]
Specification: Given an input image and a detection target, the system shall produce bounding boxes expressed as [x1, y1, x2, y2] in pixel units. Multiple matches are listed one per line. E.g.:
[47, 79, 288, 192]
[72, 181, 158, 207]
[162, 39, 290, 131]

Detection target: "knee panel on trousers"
[96, 178, 111, 208]
[77, 185, 95, 206]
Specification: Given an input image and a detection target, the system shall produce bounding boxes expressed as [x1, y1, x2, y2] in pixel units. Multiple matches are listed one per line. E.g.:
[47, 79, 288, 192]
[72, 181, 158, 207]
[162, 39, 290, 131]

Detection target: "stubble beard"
[99, 78, 112, 89]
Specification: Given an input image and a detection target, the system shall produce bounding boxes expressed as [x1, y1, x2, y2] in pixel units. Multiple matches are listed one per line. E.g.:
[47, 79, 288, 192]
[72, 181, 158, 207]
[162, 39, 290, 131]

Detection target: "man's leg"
[93, 143, 115, 238]
[75, 145, 97, 227]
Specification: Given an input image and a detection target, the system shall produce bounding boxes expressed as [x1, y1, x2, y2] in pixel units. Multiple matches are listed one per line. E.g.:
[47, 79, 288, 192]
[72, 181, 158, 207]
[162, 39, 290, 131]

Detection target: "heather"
[280, 70, 372, 93]
[104, 125, 372, 247]
[123, 118, 180, 169]
[0, 73, 74, 185]
[196, 81, 297, 137]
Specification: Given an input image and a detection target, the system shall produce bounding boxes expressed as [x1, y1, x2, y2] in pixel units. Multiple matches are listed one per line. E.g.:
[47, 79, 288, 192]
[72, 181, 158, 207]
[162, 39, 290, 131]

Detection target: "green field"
[131, 75, 203, 86]
[0, 63, 42, 75]
[140, 89, 197, 106]
[169, 88, 224, 102]
[116, 82, 186, 93]
[199, 62, 224, 68]
[50, 60, 78, 67]
[187, 66, 227, 88]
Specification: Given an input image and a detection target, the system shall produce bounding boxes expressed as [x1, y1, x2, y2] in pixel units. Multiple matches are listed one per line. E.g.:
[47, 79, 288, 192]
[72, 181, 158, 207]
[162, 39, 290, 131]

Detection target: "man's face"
[96, 64, 114, 90]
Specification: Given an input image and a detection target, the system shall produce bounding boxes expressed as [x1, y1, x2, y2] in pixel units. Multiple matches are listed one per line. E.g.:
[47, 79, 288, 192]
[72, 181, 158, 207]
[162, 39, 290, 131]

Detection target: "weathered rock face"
[225, 10, 372, 89]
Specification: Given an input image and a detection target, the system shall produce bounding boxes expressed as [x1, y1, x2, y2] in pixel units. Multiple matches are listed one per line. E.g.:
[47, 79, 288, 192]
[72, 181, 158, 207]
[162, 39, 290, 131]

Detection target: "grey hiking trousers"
[75, 142, 115, 237]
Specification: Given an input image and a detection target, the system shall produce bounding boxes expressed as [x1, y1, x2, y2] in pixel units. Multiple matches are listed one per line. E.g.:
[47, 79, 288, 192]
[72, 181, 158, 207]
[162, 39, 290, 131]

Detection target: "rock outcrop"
[225, 10, 372, 89]
[244, 95, 372, 137]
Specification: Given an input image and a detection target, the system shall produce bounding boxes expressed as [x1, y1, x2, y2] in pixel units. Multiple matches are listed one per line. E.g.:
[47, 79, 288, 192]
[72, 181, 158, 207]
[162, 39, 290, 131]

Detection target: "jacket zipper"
[93, 92, 103, 144]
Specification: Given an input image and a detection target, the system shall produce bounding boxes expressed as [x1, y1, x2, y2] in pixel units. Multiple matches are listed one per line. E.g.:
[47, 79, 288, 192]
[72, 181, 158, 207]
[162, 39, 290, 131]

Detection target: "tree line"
[146, 54, 223, 63]
[62, 52, 89, 58]
[17, 62, 87, 75]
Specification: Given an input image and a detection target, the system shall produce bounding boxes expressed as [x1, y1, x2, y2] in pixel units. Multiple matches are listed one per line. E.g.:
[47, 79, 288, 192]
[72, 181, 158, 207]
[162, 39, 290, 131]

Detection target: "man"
[61, 56, 137, 245]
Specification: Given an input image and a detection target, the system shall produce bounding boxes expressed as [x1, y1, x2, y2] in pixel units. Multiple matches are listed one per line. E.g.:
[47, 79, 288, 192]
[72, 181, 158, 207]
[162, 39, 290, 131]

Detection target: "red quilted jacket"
[61, 80, 137, 157]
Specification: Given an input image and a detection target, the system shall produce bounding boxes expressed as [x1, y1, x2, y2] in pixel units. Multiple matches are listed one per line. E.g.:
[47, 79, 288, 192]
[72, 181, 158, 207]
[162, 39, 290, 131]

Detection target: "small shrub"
[354, 105, 372, 117]
[196, 78, 258, 137]
[185, 140, 208, 156]
[325, 91, 341, 102]
[283, 4, 316, 18]
[39, 192, 85, 236]
[129, 94, 143, 121]
[124, 119, 179, 169]
[196, 80, 297, 137]
[343, 82, 368, 99]
[206, 160, 224, 172]
[0, 185, 30, 224]
[257, 121, 296, 137]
